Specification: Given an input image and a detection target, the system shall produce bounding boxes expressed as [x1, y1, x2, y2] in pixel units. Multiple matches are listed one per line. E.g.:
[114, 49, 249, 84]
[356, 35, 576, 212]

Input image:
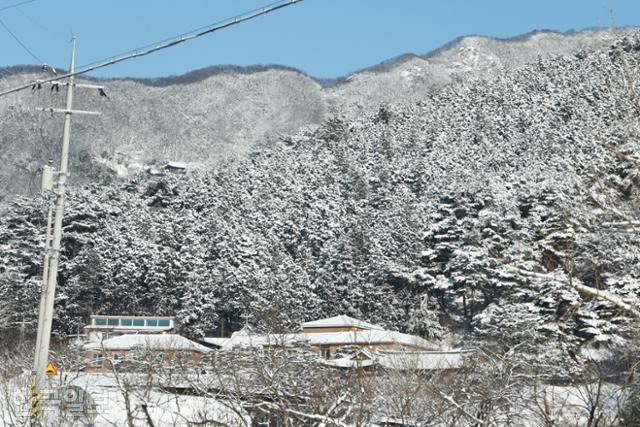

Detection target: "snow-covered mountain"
[0, 27, 636, 198]
[327, 27, 632, 114]
[0, 65, 326, 197]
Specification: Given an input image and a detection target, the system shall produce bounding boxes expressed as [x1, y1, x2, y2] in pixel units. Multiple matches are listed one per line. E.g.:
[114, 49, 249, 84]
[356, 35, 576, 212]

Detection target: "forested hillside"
[2, 33, 639, 374]
[1, 28, 635, 198]
[0, 66, 326, 197]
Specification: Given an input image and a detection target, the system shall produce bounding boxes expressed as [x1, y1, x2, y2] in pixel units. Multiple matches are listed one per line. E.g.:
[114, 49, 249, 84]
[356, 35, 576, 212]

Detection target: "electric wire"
[0, 17, 44, 64]
[0, 0, 49, 77]
[14, 2, 65, 41]
[78, 0, 299, 70]
[0, 0, 36, 13]
[0, 0, 305, 98]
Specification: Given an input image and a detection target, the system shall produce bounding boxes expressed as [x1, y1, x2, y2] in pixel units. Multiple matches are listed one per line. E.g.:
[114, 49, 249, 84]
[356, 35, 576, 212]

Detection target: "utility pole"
[30, 37, 101, 425]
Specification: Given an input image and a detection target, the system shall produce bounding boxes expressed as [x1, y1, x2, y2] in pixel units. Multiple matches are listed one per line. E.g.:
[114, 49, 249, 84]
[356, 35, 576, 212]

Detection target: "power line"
[14, 2, 65, 40]
[79, 0, 300, 70]
[0, 17, 44, 64]
[0, 0, 305, 98]
[0, 0, 37, 13]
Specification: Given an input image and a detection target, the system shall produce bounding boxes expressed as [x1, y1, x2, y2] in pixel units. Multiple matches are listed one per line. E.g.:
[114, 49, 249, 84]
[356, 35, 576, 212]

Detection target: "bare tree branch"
[506, 266, 640, 320]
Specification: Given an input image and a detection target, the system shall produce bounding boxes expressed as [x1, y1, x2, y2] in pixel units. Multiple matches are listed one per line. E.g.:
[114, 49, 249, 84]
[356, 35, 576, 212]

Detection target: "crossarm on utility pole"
[37, 81, 105, 90]
[35, 107, 101, 115]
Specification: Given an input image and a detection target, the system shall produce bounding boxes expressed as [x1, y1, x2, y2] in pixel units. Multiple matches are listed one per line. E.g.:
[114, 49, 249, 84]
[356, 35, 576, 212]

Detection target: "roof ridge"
[301, 314, 384, 330]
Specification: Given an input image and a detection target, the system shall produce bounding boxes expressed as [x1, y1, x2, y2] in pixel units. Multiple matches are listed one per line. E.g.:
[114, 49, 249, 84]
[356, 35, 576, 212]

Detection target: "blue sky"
[0, 0, 638, 79]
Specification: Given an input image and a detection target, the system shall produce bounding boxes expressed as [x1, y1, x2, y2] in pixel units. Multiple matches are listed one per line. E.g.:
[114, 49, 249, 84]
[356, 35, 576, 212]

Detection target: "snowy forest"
[0, 30, 640, 372]
[1, 27, 640, 400]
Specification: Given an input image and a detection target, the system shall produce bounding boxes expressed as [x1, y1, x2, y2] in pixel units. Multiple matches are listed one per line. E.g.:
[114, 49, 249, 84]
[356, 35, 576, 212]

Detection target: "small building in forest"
[219, 315, 443, 360]
[83, 333, 211, 373]
[164, 161, 187, 171]
[300, 315, 384, 334]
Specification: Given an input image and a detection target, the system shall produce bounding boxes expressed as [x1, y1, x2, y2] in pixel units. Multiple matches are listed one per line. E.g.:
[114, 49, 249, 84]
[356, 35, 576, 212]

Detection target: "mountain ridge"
[1, 26, 633, 87]
[0, 26, 638, 199]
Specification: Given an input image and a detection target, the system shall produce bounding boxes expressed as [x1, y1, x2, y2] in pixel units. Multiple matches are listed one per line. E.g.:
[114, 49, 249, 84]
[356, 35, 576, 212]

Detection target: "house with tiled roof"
[84, 333, 212, 372]
[218, 314, 445, 361]
[301, 314, 385, 333]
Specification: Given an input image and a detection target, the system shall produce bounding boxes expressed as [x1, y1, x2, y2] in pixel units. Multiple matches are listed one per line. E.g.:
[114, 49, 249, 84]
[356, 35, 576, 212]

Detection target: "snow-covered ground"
[1, 373, 250, 426]
[1, 369, 630, 426]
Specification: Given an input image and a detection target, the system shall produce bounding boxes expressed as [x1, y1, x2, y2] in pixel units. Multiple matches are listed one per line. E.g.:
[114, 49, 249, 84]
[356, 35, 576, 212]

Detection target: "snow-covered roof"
[306, 330, 437, 349]
[222, 332, 306, 350]
[201, 337, 230, 347]
[324, 349, 472, 370]
[165, 161, 187, 170]
[301, 315, 384, 331]
[326, 357, 378, 369]
[84, 334, 212, 353]
[221, 330, 438, 351]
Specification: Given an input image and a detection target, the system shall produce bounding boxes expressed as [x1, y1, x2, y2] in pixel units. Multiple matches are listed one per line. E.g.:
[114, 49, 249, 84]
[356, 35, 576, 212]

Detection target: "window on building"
[107, 318, 119, 326]
[320, 347, 331, 359]
[146, 319, 158, 327]
[121, 318, 133, 327]
[133, 319, 145, 327]
[158, 319, 170, 327]
[94, 318, 107, 326]
[104, 332, 123, 340]
[91, 353, 102, 367]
